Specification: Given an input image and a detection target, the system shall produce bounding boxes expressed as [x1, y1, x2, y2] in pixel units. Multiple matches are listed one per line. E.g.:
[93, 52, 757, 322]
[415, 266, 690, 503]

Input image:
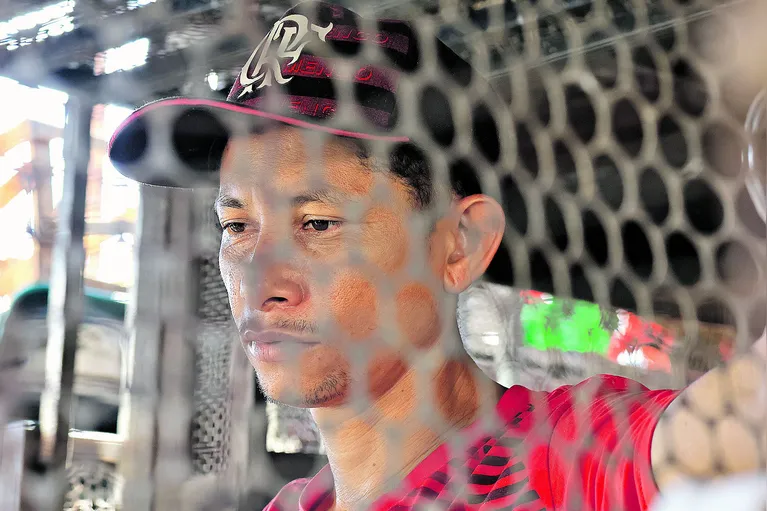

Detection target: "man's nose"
[240, 262, 306, 312]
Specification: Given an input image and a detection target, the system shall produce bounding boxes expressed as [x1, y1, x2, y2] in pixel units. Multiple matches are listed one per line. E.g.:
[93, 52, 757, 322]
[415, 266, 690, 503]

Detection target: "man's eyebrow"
[214, 194, 246, 210]
[214, 190, 347, 211]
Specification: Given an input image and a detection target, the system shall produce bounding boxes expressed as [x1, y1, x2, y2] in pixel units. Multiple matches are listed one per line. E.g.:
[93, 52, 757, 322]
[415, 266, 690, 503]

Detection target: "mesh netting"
[63, 461, 121, 511]
[1, 0, 766, 509]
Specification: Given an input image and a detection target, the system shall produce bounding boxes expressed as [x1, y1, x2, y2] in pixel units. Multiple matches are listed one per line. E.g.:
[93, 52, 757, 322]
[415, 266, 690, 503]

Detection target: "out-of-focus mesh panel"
[197, 257, 234, 324]
[190, 191, 238, 474]
[63, 461, 121, 511]
[191, 322, 233, 474]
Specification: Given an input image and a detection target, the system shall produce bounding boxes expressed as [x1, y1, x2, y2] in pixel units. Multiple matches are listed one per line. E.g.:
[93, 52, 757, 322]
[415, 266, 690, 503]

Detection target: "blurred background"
[0, 0, 763, 510]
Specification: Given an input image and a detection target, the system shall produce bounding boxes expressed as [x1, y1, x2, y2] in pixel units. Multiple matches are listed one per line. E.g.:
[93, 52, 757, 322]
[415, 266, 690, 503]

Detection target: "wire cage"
[0, 0, 765, 510]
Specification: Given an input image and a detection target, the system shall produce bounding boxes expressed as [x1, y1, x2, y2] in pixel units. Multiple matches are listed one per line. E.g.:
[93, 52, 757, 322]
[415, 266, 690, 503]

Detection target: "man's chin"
[263, 393, 345, 408]
[262, 391, 348, 408]
[256, 373, 350, 408]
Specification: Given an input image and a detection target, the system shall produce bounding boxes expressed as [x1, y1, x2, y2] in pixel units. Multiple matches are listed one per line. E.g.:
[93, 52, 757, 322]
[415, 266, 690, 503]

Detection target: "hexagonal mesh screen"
[0, 0, 765, 509]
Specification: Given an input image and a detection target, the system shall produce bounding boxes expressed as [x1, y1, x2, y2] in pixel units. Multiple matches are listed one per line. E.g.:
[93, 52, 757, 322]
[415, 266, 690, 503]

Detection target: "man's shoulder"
[496, 375, 662, 431]
[263, 478, 311, 511]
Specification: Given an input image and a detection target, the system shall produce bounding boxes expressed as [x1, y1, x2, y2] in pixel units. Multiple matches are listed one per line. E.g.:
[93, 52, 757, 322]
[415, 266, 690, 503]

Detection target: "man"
[108, 2, 766, 510]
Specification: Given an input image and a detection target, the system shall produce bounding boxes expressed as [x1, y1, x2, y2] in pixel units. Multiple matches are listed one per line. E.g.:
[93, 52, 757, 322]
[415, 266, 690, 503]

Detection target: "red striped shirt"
[264, 375, 679, 511]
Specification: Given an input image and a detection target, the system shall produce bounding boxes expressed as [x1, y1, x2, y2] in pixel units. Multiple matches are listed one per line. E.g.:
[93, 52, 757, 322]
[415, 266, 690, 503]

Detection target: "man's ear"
[443, 194, 506, 294]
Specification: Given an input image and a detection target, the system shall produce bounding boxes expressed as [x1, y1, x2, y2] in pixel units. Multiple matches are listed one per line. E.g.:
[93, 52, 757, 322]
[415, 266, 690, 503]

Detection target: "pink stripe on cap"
[242, 95, 393, 127]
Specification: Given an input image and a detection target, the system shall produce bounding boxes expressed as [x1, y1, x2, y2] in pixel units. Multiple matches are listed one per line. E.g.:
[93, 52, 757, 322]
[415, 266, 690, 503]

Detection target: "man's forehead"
[218, 127, 381, 198]
[221, 127, 361, 169]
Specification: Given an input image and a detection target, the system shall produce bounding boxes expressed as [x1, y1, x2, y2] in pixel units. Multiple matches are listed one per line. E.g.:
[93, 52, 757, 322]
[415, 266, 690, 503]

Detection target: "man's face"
[216, 127, 455, 407]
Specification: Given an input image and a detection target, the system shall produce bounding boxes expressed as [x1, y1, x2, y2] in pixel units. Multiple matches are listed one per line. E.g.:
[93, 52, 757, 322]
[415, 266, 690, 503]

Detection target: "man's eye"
[223, 222, 246, 234]
[302, 219, 340, 232]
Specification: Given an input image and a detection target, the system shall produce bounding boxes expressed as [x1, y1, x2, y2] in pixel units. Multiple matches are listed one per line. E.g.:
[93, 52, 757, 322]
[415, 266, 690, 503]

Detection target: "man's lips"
[241, 330, 321, 363]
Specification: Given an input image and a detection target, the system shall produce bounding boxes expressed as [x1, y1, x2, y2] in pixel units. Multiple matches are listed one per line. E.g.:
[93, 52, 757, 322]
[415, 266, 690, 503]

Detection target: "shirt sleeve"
[541, 375, 681, 511]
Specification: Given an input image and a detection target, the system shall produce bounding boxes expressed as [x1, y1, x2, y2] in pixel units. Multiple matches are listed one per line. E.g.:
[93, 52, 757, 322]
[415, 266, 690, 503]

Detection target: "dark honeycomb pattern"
[10, 0, 765, 505]
[174, 0, 767, 469]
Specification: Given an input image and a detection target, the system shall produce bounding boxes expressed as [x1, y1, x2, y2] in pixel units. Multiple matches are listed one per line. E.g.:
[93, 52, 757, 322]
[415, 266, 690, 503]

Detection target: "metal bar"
[38, 98, 92, 509]
[68, 431, 122, 465]
[154, 187, 196, 510]
[29, 123, 55, 280]
[229, 323, 254, 506]
[181, 188, 253, 509]
[117, 185, 168, 511]
[118, 186, 199, 511]
[0, 422, 26, 511]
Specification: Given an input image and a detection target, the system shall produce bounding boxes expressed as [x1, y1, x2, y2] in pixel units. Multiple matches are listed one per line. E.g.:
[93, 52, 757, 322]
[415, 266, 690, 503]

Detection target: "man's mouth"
[242, 330, 321, 363]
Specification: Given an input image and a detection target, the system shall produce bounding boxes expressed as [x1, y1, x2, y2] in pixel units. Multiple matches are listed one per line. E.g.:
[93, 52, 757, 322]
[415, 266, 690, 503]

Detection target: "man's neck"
[310, 352, 505, 511]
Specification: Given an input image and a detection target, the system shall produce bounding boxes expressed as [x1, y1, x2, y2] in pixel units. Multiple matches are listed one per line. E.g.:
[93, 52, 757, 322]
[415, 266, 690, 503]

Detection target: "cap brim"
[108, 97, 410, 188]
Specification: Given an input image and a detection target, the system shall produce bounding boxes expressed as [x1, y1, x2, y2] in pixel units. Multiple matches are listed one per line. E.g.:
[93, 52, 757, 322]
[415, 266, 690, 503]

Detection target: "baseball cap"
[107, 1, 506, 188]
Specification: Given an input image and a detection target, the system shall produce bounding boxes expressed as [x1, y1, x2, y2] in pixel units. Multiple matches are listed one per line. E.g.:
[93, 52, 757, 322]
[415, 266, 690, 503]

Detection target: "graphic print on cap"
[227, 2, 412, 130]
[237, 14, 334, 96]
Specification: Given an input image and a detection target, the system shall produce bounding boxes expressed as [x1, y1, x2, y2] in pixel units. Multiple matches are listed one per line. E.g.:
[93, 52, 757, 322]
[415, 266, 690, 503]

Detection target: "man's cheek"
[219, 261, 243, 317]
[360, 208, 409, 274]
[396, 283, 441, 350]
[329, 271, 379, 340]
